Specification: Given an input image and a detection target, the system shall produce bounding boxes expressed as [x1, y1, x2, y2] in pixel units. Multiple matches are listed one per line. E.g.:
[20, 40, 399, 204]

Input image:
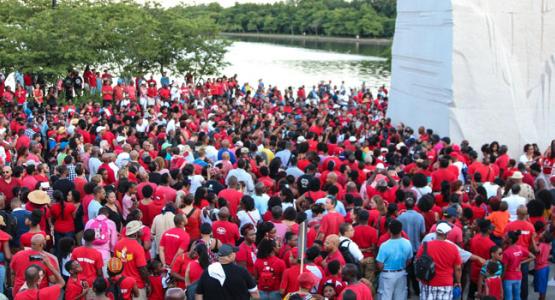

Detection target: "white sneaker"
[548, 279, 555, 286]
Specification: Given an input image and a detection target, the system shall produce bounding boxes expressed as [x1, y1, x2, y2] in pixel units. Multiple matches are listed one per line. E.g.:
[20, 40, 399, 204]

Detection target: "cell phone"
[29, 255, 43, 261]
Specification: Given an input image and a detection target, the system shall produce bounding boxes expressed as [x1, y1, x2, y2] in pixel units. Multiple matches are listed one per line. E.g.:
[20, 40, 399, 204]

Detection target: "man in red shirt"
[114, 220, 150, 299]
[338, 264, 373, 300]
[431, 158, 457, 191]
[217, 176, 243, 216]
[317, 196, 345, 240]
[323, 234, 345, 274]
[70, 229, 103, 286]
[468, 219, 496, 297]
[0, 165, 20, 204]
[14, 257, 65, 300]
[352, 209, 378, 283]
[504, 206, 537, 253]
[101, 80, 113, 107]
[212, 207, 240, 245]
[159, 214, 190, 267]
[10, 234, 59, 294]
[416, 222, 462, 299]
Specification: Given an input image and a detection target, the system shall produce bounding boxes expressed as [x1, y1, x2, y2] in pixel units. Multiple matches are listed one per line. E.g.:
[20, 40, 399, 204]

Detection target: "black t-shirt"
[203, 180, 225, 195]
[52, 178, 75, 198]
[195, 263, 256, 300]
[297, 174, 314, 195]
[148, 172, 162, 185]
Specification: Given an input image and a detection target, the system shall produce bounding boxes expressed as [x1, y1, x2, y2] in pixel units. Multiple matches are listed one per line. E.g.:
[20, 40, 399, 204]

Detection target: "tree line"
[182, 0, 396, 38]
[0, 0, 228, 82]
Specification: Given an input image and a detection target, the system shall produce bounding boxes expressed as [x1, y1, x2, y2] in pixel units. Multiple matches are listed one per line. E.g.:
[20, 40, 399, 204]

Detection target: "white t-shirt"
[237, 210, 261, 231]
[502, 194, 527, 221]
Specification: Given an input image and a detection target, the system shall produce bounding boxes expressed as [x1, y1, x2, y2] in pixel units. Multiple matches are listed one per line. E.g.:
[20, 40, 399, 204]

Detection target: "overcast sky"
[141, 0, 279, 7]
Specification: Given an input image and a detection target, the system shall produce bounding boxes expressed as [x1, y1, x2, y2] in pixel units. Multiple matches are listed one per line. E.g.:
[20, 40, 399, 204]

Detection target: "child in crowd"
[481, 261, 503, 300]
[533, 231, 552, 300]
[319, 260, 345, 296]
[477, 245, 504, 298]
[486, 201, 509, 246]
[148, 259, 165, 300]
[64, 260, 89, 300]
[321, 282, 337, 300]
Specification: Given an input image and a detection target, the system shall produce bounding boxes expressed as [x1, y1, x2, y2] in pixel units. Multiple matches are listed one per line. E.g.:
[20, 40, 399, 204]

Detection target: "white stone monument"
[388, 0, 555, 155]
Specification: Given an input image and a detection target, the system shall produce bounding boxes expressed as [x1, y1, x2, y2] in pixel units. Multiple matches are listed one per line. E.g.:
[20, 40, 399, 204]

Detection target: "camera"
[29, 255, 43, 261]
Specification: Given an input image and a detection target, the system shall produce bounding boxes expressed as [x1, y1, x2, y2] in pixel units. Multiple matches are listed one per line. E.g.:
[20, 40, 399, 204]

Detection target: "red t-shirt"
[502, 244, 530, 280]
[416, 240, 462, 286]
[160, 227, 191, 264]
[504, 220, 535, 250]
[468, 234, 495, 282]
[106, 276, 136, 300]
[485, 276, 502, 300]
[254, 256, 286, 291]
[65, 277, 85, 300]
[324, 250, 346, 275]
[319, 212, 345, 238]
[115, 237, 148, 288]
[338, 282, 373, 300]
[217, 188, 243, 216]
[15, 285, 62, 300]
[102, 85, 113, 100]
[212, 220, 240, 245]
[71, 246, 103, 285]
[431, 168, 457, 191]
[10, 250, 57, 293]
[352, 225, 378, 258]
[148, 275, 164, 300]
[51, 202, 76, 233]
[236, 241, 257, 274]
[20, 231, 49, 248]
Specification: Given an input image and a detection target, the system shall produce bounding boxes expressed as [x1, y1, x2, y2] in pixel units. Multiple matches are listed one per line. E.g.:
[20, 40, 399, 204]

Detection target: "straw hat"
[28, 190, 51, 205]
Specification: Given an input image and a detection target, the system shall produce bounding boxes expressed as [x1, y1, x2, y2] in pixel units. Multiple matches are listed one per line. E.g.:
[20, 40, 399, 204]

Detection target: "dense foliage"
[182, 0, 396, 38]
[0, 0, 228, 81]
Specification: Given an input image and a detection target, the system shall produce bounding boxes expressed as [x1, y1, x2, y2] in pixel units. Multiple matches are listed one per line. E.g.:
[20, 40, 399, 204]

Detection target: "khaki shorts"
[360, 256, 376, 293]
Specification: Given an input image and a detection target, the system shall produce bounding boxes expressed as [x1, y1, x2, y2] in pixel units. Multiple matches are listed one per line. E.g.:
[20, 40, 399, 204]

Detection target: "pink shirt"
[84, 215, 118, 262]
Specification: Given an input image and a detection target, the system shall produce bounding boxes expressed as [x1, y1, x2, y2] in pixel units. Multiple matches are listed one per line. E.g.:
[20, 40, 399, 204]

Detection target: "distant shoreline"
[221, 32, 392, 46]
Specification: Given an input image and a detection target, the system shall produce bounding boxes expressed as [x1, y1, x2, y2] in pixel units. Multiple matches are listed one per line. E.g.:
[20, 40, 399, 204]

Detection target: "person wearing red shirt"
[416, 223, 462, 298]
[352, 210, 378, 283]
[114, 220, 150, 298]
[101, 80, 113, 107]
[253, 239, 286, 299]
[10, 234, 59, 294]
[159, 215, 190, 267]
[212, 207, 240, 245]
[217, 177, 243, 216]
[338, 264, 373, 300]
[468, 219, 496, 297]
[502, 230, 535, 300]
[0, 166, 20, 203]
[317, 196, 345, 240]
[64, 260, 89, 300]
[15, 84, 27, 105]
[113, 82, 125, 102]
[323, 235, 346, 275]
[70, 229, 103, 286]
[431, 158, 457, 191]
[503, 206, 537, 252]
[14, 255, 65, 300]
[51, 190, 76, 250]
[236, 224, 257, 275]
[106, 257, 139, 300]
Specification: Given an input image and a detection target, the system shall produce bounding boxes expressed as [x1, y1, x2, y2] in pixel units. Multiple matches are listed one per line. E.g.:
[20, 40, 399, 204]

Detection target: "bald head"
[31, 234, 46, 250]
[218, 207, 230, 220]
[517, 205, 528, 220]
[165, 288, 186, 300]
[326, 172, 338, 183]
[324, 234, 340, 251]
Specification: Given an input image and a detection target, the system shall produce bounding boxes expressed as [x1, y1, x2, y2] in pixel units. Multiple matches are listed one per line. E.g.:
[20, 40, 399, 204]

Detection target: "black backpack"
[339, 239, 361, 273]
[414, 242, 435, 281]
[106, 276, 125, 300]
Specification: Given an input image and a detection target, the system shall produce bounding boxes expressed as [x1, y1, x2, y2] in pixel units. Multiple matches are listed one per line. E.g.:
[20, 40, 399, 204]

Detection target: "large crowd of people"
[0, 69, 553, 300]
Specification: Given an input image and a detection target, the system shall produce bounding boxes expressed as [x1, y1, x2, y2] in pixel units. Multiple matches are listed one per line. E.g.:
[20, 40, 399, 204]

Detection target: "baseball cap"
[444, 206, 458, 218]
[298, 272, 318, 289]
[107, 257, 123, 273]
[217, 244, 239, 257]
[436, 222, 452, 234]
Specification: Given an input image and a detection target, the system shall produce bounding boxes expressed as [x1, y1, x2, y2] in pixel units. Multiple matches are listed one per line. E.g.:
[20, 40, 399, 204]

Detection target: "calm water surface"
[221, 36, 391, 90]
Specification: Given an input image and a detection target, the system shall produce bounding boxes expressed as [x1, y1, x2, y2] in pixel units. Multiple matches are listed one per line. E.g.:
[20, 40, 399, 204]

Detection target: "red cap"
[298, 272, 318, 289]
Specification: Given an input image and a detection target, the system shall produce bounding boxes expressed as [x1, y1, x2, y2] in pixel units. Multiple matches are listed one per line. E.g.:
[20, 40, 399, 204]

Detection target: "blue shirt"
[160, 76, 170, 87]
[397, 210, 426, 252]
[376, 238, 413, 271]
[88, 199, 102, 220]
[315, 198, 346, 216]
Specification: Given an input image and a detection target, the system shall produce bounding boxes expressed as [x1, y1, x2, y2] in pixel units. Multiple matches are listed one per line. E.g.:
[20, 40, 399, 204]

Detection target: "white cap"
[376, 163, 385, 170]
[297, 136, 306, 143]
[436, 222, 452, 234]
[96, 126, 105, 133]
[349, 136, 357, 142]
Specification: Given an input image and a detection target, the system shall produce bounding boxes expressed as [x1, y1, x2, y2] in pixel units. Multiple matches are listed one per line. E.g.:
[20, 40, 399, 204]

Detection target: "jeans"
[378, 270, 407, 300]
[520, 262, 529, 300]
[0, 264, 5, 294]
[503, 280, 521, 300]
[259, 290, 281, 300]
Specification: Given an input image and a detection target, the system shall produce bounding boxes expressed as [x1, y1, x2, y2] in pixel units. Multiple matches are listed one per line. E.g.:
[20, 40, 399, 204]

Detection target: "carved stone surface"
[389, 0, 555, 155]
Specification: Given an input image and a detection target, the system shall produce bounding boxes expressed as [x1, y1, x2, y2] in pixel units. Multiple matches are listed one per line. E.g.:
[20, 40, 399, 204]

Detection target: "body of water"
[221, 35, 391, 90]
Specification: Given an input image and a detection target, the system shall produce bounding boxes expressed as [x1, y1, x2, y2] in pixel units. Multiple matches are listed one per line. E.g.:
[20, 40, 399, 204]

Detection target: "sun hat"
[28, 190, 51, 205]
[125, 220, 144, 236]
[510, 171, 524, 180]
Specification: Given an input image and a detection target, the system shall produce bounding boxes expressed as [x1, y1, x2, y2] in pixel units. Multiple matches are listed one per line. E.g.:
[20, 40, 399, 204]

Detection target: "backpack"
[339, 239, 358, 265]
[106, 276, 125, 300]
[414, 242, 435, 281]
[258, 261, 276, 290]
[89, 218, 110, 245]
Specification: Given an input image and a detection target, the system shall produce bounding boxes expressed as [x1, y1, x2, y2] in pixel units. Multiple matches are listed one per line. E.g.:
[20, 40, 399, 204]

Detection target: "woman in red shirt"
[50, 190, 76, 255]
[254, 238, 286, 299]
[171, 242, 209, 291]
[33, 84, 43, 105]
